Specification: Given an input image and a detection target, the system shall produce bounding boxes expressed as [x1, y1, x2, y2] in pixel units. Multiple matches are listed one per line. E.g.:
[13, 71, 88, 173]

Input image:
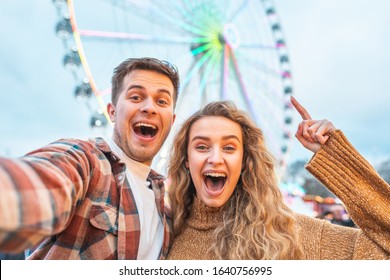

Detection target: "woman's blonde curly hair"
[168, 101, 303, 259]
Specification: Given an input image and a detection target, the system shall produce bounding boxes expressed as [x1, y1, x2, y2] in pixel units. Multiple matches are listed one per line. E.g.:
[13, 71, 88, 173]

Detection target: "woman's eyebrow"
[191, 135, 209, 142]
[191, 135, 240, 143]
[222, 135, 241, 143]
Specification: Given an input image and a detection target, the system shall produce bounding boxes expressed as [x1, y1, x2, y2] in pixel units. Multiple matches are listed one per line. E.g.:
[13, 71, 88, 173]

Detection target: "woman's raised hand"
[291, 96, 336, 153]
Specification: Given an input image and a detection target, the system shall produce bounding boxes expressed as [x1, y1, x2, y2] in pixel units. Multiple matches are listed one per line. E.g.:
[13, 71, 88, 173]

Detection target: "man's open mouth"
[204, 172, 227, 192]
[134, 122, 158, 138]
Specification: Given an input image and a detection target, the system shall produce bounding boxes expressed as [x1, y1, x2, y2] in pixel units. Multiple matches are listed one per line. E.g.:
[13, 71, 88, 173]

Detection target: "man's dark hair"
[111, 57, 180, 107]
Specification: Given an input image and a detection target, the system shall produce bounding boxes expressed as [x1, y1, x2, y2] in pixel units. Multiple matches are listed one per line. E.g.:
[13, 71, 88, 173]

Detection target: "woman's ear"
[185, 160, 189, 168]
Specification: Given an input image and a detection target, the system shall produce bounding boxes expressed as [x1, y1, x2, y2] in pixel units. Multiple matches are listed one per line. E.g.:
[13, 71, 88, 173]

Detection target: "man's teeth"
[135, 122, 156, 129]
[204, 172, 226, 177]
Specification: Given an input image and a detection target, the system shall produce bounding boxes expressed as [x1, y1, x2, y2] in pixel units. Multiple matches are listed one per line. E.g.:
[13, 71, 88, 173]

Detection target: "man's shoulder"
[26, 137, 111, 159]
[86, 137, 110, 149]
[48, 137, 109, 150]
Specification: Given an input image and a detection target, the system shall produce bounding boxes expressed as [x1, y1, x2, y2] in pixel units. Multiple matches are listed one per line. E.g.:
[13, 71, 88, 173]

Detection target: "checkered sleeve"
[0, 139, 93, 253]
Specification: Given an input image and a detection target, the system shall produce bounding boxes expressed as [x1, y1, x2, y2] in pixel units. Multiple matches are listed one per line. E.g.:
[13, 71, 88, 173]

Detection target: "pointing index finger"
[290, 96, 312, 120]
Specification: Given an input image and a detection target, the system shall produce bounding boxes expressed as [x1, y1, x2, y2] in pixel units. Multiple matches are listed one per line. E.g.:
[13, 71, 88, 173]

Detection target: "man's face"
[108, 69, 176, 166]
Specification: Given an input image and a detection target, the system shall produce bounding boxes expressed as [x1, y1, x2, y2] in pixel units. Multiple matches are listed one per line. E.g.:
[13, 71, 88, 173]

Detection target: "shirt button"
[117, 175, 123, 181]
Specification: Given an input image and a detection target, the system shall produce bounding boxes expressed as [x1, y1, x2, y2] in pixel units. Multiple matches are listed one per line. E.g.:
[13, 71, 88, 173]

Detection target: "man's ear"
[107, 103, 116, 122]
[172, 113, 176, 125]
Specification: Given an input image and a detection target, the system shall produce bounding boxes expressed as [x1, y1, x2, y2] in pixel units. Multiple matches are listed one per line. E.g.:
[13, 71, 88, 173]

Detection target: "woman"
[166, 99, 389, 259]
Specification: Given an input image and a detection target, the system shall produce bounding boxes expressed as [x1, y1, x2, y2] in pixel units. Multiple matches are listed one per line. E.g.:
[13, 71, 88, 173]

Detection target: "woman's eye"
[224, 146, 236, 151]
[196, 145, 208, 151]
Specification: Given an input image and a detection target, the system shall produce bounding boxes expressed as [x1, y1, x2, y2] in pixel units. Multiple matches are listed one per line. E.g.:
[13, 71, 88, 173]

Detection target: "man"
[0, 57, 179, 259]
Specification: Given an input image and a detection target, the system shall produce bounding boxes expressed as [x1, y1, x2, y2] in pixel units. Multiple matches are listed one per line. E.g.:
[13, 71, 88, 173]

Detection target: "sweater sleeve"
[305, 129, 390, 255]
[0, 139, 93, 253]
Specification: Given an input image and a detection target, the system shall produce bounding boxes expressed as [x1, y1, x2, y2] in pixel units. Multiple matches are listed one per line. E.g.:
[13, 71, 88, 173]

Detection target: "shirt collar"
[108, 137, 151, 181]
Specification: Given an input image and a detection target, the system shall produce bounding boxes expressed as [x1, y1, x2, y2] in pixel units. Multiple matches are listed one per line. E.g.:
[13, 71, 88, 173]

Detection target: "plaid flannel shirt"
[0, 137, 172, 259]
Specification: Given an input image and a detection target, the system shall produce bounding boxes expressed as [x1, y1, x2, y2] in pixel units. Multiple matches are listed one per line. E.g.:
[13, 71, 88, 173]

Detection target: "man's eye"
[130, 95, 141, 101]
[157, 99, 168, 105]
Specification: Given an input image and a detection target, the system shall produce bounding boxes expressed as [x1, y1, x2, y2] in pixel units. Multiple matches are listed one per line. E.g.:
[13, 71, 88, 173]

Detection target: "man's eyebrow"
[191, 135, 241, 143]
[157, 89, 172, 96]
[126, 84, 144, 92]
[127, 85, 172, 96]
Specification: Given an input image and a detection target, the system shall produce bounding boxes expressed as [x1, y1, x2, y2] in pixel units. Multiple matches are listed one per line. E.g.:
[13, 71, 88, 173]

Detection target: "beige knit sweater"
[167, 130, 390, 259]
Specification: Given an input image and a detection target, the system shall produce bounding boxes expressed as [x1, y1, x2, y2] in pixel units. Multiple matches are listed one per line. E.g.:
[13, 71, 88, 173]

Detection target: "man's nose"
[141, 98, 157, 114]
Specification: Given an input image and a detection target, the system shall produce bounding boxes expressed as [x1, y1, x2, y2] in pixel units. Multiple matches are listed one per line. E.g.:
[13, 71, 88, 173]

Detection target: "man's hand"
[291, 96, 336, 153]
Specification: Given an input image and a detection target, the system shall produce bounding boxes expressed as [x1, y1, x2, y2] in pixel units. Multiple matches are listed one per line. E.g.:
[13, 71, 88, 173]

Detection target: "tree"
[302, 177, 336, 198]
[378, 159, 390, 184]
[286, 160, 336, 198]
[286, 160, 307, 181]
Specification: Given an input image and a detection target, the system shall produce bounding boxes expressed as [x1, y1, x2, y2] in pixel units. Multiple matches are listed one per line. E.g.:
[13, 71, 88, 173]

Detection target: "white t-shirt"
[109, 138, 164, 260]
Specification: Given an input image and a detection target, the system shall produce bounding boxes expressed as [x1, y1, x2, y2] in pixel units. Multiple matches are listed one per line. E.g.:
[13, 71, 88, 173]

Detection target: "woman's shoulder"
[294, 212, 359, 237]
[294, 213, 325, 229]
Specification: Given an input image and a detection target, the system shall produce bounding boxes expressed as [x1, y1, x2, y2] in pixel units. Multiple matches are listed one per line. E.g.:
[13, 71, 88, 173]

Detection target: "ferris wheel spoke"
[153, 1, 195, 26]
[175, 61, 197, 112]
[228, 48, 255, 120]
[239, 72, 281, 99]
[229, 51, 284, 129]
[181, 48, 215, 90]
[237, 53, 283, 79]
[239, 43, 279, 50]
[227, 0, 250, 23]
[169, 1, 197, 27]
[176, 48, 216, 110]
[220, 45, 230, 100]
[239, 58, 288, 106]
[77, 29, 209, 45]
[198, 51, 222, 103]
[147, 9, 209, 37]
[176, 0, 229, 37]
[109, 0, 210, 37]
[167, 0, 212, 28]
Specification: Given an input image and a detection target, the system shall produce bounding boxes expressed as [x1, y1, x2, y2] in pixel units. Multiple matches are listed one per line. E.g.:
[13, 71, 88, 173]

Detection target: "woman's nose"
[207, 148, 223, 165]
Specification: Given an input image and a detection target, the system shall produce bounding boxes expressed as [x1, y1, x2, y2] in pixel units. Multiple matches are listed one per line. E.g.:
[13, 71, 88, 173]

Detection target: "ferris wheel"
[53, 0, 295, 177]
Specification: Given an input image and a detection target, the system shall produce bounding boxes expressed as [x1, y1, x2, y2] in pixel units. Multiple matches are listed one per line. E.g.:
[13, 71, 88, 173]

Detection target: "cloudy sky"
[1, 0, 389, 173]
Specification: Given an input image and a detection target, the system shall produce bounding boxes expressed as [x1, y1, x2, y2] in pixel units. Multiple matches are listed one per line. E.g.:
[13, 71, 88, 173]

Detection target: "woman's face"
[186, 116, 244, 207]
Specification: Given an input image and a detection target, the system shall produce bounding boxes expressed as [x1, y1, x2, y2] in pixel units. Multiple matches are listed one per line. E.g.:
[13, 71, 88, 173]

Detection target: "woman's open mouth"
[204, 172, 227, 195]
